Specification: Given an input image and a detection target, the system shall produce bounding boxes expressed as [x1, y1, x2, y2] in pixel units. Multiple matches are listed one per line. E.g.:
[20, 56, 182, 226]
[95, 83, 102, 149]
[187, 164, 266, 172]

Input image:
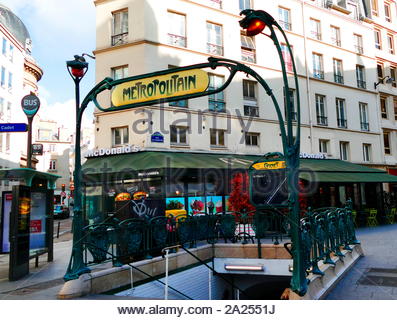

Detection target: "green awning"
[82, 151, 397, 183]
[0, 168, 61, 189]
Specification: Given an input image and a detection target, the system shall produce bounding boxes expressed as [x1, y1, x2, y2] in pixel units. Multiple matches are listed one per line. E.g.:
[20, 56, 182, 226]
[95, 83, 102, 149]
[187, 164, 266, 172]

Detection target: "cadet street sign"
[0, 123, 28, 132]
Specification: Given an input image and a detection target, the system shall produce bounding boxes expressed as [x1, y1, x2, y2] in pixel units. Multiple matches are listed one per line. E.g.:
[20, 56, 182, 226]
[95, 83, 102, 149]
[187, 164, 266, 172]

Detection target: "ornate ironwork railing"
[300, 200, 360, 276]
[80, 203, 359, 280]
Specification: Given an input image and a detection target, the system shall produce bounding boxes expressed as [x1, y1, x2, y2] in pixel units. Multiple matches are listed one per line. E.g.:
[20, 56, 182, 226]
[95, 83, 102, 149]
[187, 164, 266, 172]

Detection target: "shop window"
[339, 141, 349, 161]
[363, 144, 371, 162]
[112, 9, 128, 46]
[278, 7, 291, 31]
[245, 132, 259, 146]
[207, 22, 223, 56]
[167, 11, 186, 47]
[112, 126, 129, 146]
[384, 132, 391, 154]
[210, 129, 225, 147]
[170, 125, 188, 145]
[283, 87, 297, 121]
[380, 96, 388, 119]
[111, 65, 128, 80]
[208, 74, 225, 112]
[359, 102, 369, 131]
[356, 65, 366, 89]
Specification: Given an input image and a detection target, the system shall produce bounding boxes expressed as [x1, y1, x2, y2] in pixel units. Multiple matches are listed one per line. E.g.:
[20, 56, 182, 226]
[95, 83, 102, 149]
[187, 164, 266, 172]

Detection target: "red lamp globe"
[245, 18, 266, 36]
[71, 67, 85, 78]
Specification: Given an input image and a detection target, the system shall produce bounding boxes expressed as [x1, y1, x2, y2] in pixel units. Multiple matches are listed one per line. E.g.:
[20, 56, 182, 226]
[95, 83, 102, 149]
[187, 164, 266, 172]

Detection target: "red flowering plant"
[228, 172, 256, 221]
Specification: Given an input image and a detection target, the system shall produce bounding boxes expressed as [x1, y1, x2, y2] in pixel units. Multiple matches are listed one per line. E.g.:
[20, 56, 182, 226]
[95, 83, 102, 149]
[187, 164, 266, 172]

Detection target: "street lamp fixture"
[374, 75, 395, 89]
[239, 9, 307, 296]
[66, 55, 88, 80]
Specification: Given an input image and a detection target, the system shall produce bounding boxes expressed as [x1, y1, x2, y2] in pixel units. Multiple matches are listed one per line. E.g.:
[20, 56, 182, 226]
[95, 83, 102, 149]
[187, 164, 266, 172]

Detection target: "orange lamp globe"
[71, 67, 85, 78]
[245, 19, 266, 36]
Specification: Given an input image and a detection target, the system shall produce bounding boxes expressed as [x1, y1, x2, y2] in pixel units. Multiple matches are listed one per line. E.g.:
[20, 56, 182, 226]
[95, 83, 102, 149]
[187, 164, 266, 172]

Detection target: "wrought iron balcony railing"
[357, 79, 366, 89]
[207, 43, 224, 56]
[317, 115, 328, 126]
[355, 45, 364, 54]
[331, 38, 341, 47]
[313, 69, 324, 79]
[241, 48, 256, 63]
[361, 122, 369, 131]
[334, 74, 344, 84]
[167, 33, 187, 47]
[111, 32, 128, 46]
[279, 20, 292, 31]
[337, 118, 347, 128]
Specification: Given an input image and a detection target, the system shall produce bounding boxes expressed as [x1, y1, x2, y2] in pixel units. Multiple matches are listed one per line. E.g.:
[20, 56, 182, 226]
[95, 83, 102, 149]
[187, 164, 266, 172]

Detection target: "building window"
[2, 38, 6, 55]
[377, 63, 384, 81]
[239, 0, 251, 10]
[390, 67, 397, 87]
[284, 87, 297, 121]
[347, 2, 359, 20]
[372, 0, 378, 16]
[354, 34, 363, 54]
[9, 44, 13, 62]
[316, 94, 327, 125]
[241, 33, 256, 63]
[210, 129, 225, 147]
[385, 2, 392, 22]
[208, 0, 222, 9]
[111, 126, 129, 146]
[380, 96, 388, 119]
[49, 160, 56, 171]
[374, 29, 382, 50]
[168, 65, 187, 107]
[207, 22, 223, 56]
[111, 65, 128, 80]
[312, 53, 324, 79]
[281, 43, 293, 72]
[319, 139, 329, 154]
[1, 67, 5, 87]
[339, 141, 349, 161]
[384, 132, 391, 154]
[388, 34, 395, 54]
[243, 79, 258, 116]
[359, 102, 369, 131]
[363, 144, 371, 162]
[394, 98, 397, 121]
[356, 65, 366, 88]
[208, 74, 225, 112]
[7, 72, 12, 90]
[336, 98, 347, 128]
[112, 9, 128, 46]
[167, 12, 186, 47]
[170, 126, 188, 145]
[333, 59, 344, 84]
[245, 132, 259, 146]
[278, 7, 291, 31]
[330, 25, 341, 47]
[310, 18, 321, 40]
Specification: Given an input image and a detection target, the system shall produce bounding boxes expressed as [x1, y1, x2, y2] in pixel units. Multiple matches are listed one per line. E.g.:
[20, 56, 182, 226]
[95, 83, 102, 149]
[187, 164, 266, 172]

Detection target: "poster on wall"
[225, 196, 231, 212]
[165, 198, 185, 210]
[205, 196, 223, 214]
[1, 192, 12, 253]
[188, 197, 206, 215]
[29, 192, 47, 251]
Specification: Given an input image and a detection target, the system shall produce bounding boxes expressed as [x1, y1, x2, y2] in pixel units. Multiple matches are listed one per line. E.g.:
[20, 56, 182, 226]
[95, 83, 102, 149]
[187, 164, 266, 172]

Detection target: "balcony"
[244, 105, 259, 117]
[355, 45, 364, 54]
[111, 32, 128, 46]
[313, 69, 324, 80]
[209, 100, 226, 112]
[167, 33, 186, 47]
[310, 31, 322, 41]
[357, 80, 366, 89]
[207, 43, 224, 56]
[334, 74, 344, 84]
[337, 118, 347, 128]
[278, 20, 292, 31]
[317, 115, 328, 126]
[331, 38, 341, 47]
[361, 122, 369, 131]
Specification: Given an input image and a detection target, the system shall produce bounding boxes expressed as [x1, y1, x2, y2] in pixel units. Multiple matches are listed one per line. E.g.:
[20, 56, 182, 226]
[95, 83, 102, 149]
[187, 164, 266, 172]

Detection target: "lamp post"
[64, 55, 90, 281]
[239, 9, 307, 295]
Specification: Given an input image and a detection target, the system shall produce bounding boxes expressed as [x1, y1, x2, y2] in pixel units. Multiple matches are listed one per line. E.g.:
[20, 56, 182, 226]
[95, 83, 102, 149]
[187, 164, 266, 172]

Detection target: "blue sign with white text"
[151, 132, 164, 143]
[0, 123, 28, 132]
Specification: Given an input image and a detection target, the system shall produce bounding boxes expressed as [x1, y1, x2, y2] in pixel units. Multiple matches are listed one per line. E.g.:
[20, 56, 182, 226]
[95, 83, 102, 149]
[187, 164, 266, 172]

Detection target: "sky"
[2, 0, 97, 129]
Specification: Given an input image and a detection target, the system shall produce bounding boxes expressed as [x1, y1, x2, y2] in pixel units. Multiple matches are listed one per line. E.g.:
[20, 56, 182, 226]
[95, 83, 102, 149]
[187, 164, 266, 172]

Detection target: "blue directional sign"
[0, 123, 28, 132]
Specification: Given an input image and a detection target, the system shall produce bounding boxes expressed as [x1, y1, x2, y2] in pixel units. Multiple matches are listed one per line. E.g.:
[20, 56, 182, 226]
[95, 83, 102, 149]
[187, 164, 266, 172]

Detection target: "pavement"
[326, 224, 397, 300]
[1, 221, 397, 300]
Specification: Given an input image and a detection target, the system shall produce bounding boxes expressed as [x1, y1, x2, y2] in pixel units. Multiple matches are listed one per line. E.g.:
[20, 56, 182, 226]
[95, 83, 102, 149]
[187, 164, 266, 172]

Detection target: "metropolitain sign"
[111, 69, 209, 107]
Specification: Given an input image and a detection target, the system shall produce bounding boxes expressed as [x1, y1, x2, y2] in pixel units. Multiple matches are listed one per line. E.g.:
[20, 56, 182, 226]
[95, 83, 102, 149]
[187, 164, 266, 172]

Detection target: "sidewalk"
[326, 224, 397, 300]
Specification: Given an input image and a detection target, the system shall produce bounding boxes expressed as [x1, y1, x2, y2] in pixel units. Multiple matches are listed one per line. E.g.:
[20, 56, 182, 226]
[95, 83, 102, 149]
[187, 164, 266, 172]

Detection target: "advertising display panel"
[0, 192, 12, 253]
[29, 192, 47, 251]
